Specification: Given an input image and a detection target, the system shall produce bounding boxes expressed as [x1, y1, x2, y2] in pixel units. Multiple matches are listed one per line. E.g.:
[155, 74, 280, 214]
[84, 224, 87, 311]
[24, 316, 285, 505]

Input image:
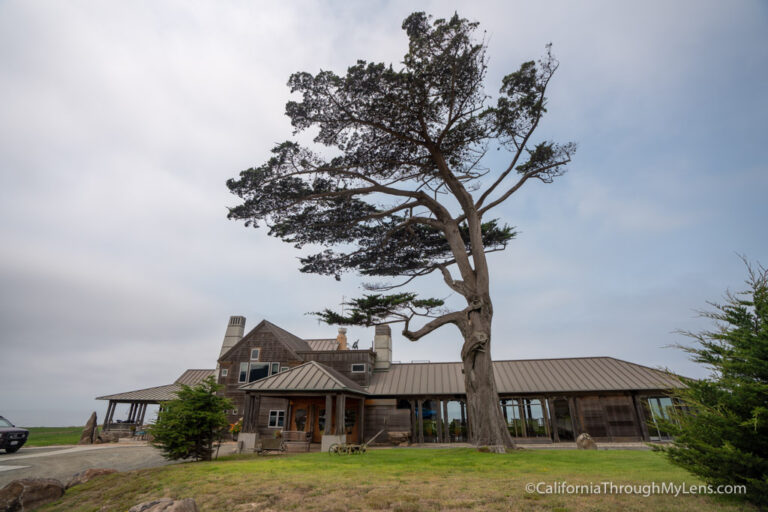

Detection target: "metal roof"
[366, 357, 683, 396]
[305, 338, 339, 351]
[96, 369, 214, 402]
[239, 361, 367, 395]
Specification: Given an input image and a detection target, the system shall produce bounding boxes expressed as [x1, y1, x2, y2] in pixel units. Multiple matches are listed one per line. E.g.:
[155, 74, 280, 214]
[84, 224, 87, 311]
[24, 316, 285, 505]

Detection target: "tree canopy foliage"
[662, 259, 768, 506]
[150, 376, 232, 461]
[227, 12, 574, 448]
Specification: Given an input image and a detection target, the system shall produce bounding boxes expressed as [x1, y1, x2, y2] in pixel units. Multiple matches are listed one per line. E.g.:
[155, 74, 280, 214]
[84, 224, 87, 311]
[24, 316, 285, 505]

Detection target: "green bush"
[150, 376, 233, 461]
[662, 259, 768, 506]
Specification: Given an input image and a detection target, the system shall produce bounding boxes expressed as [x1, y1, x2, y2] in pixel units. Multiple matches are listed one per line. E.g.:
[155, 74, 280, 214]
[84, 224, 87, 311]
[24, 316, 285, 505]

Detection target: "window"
[351, 363, 366, 373]
[280, 366, 289, 372]
[271, 362, 280, 375]
[268, 410, 285, 428]
[221, 369, 228, 377]
[250, 348, 260, 360]
[238, 362, 249, 383]
[248, 362, 270, 382]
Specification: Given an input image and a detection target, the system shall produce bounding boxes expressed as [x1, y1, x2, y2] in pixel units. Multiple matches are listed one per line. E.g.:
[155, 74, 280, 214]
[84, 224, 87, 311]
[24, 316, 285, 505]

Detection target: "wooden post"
[410, 400, 416, 444]
[568, 397, 581, 435]
[108, 401, 117, 425]
[443, 400, 450, 442]
[359, 397, 365, 443]
[336, 394, 345, 437]
[517, 400, 527, 438]
[540, 398, 551, 439]
[103, 401, 113, 430]
[547, 398, 559, 442]
[324, 394, 332, 435]
[435, 399, 443, 443]
[632, 394, 650, 441]
[417, 399, 424, 444]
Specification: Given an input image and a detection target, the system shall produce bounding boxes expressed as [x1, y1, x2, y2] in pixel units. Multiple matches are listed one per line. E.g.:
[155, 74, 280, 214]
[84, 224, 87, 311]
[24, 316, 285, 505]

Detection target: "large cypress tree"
[663, 260, 768, 505]
[227, 12, 575, 450]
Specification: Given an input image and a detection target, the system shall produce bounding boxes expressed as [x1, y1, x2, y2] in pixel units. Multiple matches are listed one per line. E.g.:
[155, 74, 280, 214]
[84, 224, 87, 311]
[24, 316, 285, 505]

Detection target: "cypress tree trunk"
[461, 303, 515, 452]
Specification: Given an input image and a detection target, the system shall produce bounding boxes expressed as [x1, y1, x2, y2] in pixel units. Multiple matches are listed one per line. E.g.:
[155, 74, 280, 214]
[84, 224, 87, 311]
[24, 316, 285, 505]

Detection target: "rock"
[576, 433, 598, 450]
[77, 412, 98, 445]
[0, 478, 65, 511]
[128, 498, 199, 512]
[65, 468, 117, 489]
[97, 431, 121, 443]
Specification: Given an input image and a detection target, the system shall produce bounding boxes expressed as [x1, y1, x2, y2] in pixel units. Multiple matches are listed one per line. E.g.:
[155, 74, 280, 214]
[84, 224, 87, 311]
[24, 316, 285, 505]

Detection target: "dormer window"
[250, 348, 260, 360]
[351, 363, 366, 373]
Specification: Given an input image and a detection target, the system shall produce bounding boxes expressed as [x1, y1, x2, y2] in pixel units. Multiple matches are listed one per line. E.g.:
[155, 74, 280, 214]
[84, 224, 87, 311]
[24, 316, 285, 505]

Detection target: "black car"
[0, 416, 28, 453]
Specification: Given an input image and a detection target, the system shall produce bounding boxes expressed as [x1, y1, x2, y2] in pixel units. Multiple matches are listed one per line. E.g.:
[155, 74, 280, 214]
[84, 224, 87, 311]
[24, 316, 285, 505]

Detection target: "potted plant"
[229, 418, 242, 441]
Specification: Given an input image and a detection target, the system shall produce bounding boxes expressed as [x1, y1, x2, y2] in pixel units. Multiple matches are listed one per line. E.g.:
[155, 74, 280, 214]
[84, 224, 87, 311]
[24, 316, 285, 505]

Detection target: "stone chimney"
[336, 327, 348, 350]
[218, 316, 246, 359]
[373, 324, 392, 371]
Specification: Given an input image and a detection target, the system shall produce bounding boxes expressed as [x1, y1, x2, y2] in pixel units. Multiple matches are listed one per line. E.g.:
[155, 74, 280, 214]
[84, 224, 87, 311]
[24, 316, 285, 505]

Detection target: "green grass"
[22, 426, 84, 447]
[42, 448, 757, 511]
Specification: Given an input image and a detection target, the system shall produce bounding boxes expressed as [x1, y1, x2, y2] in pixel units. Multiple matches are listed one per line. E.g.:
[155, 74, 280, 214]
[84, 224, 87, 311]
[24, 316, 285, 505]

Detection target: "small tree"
[227, 12, 574, 450]
[151, 376, 233, 461]
[662, 259, 768, 506]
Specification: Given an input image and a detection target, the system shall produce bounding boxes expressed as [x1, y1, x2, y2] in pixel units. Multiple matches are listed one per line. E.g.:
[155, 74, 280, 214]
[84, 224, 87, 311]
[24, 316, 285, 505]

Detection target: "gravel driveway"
[0, 442, 238, 486]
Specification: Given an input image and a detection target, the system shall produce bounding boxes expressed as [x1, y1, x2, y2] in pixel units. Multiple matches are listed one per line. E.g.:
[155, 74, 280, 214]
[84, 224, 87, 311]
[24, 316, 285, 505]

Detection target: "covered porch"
[239, 361, 369, 452]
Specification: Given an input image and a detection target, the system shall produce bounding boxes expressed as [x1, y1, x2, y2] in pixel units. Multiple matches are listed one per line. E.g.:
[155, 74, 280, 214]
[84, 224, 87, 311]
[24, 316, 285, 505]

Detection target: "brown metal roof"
[96, 369, 214, 402]
[366, 357, 683, 396]
[174, 369, 215, 385]
[305, 338, 339, 351]
[239, 361, 367, 395]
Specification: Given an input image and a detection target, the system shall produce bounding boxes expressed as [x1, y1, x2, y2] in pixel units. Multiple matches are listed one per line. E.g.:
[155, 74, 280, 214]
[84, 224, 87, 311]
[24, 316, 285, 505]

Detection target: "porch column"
[324, 394, 333, 435]
[435, 399, 443, 443]
[137, 403, 147, 426]
[127, 403, 136, 423]
[243, 394, 261, 433]
[547, 398, 559, 442]
[632, 394, 650, 441]
[568, 397, 581, 435]
[442, 400, 450, 441]
[410, 400, 416, 444]
[103, 401, 113, 430]
[359, 397, 365, 442]
[417, 399, 424, 444]
[540, 397, 551, 439]
[336, 394, 345, 436]
[107, 401, 117, 425]
[517, 400, 527, 437]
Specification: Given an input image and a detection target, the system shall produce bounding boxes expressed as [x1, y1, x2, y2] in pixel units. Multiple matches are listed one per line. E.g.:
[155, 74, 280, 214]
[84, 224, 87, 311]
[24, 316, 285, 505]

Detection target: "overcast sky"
[1, 1, 766, 427]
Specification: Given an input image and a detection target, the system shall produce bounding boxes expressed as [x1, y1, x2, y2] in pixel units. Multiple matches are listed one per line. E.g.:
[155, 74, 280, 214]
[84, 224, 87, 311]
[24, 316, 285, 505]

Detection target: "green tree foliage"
[150, 376, 233, 461]
[227, 12, 574, 449]
[663, 259, 768, 505]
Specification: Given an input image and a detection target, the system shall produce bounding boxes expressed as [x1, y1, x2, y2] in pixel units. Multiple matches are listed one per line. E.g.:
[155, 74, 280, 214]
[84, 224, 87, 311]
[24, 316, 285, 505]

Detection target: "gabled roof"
[218, 319, 311, 362]
[239, 361, 367, 395]
[96, 369, 215, 402]
[305, 338, 339, 351]
[366, 357, 684, 396]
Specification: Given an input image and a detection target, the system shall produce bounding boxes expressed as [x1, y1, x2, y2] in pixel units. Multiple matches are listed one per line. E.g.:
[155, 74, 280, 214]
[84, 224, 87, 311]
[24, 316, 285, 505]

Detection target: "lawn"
[23, 426, 84, 447]
[42, 448, 756, 511]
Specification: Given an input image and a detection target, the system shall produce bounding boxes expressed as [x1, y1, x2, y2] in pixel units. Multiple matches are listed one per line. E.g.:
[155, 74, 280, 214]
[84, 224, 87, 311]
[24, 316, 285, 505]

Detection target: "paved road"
[0, 442, 238, 486]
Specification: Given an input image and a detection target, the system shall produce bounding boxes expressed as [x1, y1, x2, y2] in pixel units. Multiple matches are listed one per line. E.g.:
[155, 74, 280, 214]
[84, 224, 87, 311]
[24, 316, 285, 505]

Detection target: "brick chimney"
[336, 327, 348, 350]
[373, 324, 392, 371]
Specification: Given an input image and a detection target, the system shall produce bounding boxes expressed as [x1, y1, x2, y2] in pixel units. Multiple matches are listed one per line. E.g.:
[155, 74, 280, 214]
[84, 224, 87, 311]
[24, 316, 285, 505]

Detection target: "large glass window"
[644, 396, 677, 441]
[248, 363, 270, 382]
[238, 362, 249, 383]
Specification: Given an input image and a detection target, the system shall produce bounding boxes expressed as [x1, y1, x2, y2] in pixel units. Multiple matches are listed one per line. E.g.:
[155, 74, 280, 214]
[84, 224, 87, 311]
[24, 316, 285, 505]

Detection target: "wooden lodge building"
[97, 316, 683, 449]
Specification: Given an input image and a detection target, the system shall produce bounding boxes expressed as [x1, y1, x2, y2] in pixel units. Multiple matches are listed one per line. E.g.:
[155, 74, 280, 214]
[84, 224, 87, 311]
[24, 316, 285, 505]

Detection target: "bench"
[256, 437, 285, 455]
[282, 430, 311, 452]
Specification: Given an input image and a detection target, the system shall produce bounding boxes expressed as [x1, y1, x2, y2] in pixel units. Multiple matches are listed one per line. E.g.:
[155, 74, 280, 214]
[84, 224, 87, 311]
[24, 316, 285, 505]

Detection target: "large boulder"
[0, 478, 65, 511]
[387, 431, 410, 445]
[128, 498, 199, 512]
[65, 468, 118, 489]
[77, 412, 98, 445]
[576, 433, 598, 450]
